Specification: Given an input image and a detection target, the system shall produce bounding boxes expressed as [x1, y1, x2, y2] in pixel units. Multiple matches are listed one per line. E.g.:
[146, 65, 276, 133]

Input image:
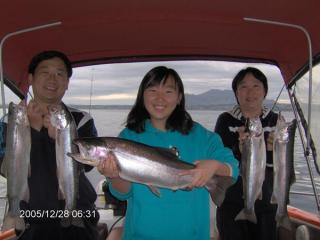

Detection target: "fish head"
[9, 102, 29, 126]
[275, 114, 289, 142]
[48, 104, 68, 129]
[248, 117, 263, 137]
[72, 138, 109, 165]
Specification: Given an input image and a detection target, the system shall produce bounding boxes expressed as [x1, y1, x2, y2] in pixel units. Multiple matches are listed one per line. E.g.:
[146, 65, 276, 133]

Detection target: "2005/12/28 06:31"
[19, 209, 97, 219]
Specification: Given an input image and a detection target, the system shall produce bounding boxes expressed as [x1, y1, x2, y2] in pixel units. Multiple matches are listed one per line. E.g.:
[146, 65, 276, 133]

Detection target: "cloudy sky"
[64, 60, 287, 105]
[4, 60, 289, 106]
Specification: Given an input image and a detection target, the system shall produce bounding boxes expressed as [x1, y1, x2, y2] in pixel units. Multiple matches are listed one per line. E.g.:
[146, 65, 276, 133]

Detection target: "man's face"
[29, 57, 69, 105]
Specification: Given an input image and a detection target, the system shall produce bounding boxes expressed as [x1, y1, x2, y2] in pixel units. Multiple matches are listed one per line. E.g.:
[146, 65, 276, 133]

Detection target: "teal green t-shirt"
[109, 120, 238, 240]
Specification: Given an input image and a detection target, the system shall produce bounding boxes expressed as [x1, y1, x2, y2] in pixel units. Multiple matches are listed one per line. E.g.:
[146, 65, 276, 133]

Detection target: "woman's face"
[236, 73, 266, 113]
[143, 75, 182, 130]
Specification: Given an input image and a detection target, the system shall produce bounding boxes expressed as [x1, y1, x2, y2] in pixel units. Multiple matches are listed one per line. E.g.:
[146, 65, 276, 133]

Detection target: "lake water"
[1, 108, 319, 224]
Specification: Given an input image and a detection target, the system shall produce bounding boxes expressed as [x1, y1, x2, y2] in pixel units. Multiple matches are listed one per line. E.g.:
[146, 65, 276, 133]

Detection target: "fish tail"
[205, 176, 234, 207]
[1, 213, 25, 231]
[235, 208, 257, 224]
[277, 214, 291, 230]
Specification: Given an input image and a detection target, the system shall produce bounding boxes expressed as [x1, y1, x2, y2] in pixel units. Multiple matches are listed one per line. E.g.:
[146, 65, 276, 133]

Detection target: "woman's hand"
[97, 152, 120, 179]
[97, 152, 131, 194]
[266, 132, 274, 151]
[179, 160, 229, 189]
[238, 126, 249, 153]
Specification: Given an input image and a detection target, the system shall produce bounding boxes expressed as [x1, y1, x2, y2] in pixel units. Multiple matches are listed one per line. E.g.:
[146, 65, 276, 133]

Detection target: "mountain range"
[185, 89, 279, 110]
[70, 89, 290, 110]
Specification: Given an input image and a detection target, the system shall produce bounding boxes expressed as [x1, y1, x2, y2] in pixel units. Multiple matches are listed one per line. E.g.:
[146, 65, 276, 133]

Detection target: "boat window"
[64, 61, 286, 135]
[294, 63, 320, 172]
[0, 85, 21, 118]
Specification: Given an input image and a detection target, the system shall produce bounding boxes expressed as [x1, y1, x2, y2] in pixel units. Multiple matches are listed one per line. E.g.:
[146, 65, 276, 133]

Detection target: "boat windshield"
[294, 63, 320, 172]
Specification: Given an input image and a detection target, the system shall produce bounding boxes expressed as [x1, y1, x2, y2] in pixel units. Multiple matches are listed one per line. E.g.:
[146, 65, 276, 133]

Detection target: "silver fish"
[1, 102, 31, 231]
[49, 105, 81, 227]
[68, 136, 235, 207]
[235, 117, 266, 223]
[271, 114, 296, 230]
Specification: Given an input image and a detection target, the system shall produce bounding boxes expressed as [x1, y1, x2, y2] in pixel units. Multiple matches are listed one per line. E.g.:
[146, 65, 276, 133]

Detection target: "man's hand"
[27, 100, 46, 131]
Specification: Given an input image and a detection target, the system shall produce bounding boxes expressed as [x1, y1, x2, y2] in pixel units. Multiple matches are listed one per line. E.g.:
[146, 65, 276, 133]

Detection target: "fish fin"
[1, 213, 25, 231]
[61, 215, 85, 228]
[15, 216, 26, 231]
[205, 176, 235, 207]
[58, 187, 65, 200]
[21, 187, 30, 203]
[258, 191, 263, 200]
[72, 216, 85, 228]
[1, 157, 7, 177]
[1, 214, 15, 231]
[270, 193, 277, 204]
[60, 216, 71, 228]
[148, 185, 161, 197]
[235, 208, 257, 224]
[180, 187, 192, 192]
[277, 214, 292, 231]
[154, 147, 182, 162]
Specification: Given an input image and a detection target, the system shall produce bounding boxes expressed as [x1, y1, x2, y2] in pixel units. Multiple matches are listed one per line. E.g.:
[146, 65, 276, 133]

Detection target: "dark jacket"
[214, 105, 278, 208]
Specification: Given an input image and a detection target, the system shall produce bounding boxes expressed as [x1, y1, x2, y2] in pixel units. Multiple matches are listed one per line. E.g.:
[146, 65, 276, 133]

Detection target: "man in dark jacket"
[2, 50, 99, 240]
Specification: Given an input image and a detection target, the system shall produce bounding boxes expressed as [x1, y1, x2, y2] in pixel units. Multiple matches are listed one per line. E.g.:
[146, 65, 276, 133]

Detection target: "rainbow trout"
[235, 117, 266, 223]
[271, 114, 296, 230]
[1, 102, 31, 231]
[68, 136, 235, 207]
[49, 105, 81, 227]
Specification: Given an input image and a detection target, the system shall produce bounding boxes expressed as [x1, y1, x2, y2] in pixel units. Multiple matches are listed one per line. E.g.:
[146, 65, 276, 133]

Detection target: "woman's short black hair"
[232, 67, 268, 103]
[28, 50, 72, 78]
[126, 66, 193, 134]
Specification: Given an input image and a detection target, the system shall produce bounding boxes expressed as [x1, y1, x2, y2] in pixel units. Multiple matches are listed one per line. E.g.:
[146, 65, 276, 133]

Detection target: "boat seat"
[296, 225, 310, 240]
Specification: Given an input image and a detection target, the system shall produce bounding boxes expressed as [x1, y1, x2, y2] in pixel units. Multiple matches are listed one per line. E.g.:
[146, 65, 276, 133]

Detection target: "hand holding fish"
[97, 152, 132, 194]
[27, 100, 46, 131]
[43, 113, 56, 139]
[238, 126, 250, 153]
[179, 160, 229, 189]
[97, 153, 120, 179]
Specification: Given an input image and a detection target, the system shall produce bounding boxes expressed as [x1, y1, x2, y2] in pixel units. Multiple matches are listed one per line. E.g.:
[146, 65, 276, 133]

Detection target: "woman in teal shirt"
[98, 66, 239, 240]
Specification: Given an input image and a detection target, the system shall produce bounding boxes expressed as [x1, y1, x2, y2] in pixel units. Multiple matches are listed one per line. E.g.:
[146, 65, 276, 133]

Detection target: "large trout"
[68, 136, 235, 207]
[2, 102, 31, 231]
[49, 105, 81, 227]
[271, 114, 296, 230]
[235, 117, 266, 223]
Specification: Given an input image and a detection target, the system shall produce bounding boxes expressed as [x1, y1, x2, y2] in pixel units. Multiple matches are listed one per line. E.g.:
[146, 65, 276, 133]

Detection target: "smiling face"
[236, 73, 266, 117]
[143, 75, 182, 130]
[28, 57, 69, 105]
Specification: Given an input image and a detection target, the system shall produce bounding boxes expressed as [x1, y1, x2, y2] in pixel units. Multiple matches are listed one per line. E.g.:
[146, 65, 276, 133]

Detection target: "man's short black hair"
[28, 50, 72, 78]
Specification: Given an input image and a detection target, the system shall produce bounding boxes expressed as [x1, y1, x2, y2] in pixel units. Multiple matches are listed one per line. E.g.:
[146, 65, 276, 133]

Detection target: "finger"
[178, 169, 194, 176]
[97, 159, 105, 173]
[193, 160, 200, 165]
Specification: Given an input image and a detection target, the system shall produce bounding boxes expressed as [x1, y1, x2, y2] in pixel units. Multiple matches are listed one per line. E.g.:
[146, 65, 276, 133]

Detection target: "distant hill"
[184, 89, 283, 110]
[185, 89, 236, 107]
[69, 89, 291, 111]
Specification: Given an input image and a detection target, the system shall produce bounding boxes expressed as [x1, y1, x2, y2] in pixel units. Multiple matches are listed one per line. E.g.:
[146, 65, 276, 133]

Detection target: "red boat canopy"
[1, 0, 319, 95]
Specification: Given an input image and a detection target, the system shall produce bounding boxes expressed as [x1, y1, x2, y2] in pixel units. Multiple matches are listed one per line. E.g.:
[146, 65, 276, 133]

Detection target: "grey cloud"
[64, 61, 285, 105]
